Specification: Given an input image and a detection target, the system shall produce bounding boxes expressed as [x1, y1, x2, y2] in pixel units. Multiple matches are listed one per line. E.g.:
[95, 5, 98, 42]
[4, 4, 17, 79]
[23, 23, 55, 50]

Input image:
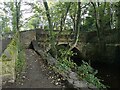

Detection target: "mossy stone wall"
[0, 33, 18, 84]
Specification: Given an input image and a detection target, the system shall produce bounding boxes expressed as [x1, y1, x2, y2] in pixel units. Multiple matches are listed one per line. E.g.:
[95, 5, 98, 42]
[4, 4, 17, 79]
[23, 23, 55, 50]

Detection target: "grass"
[15, 45, 26, 78]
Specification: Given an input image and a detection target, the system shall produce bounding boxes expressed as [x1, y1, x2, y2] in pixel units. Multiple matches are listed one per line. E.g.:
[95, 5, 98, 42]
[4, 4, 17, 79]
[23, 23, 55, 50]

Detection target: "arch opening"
[47, 44, 70, 58]
[48, 44, 84, 66]
[71, 47, 84, 66]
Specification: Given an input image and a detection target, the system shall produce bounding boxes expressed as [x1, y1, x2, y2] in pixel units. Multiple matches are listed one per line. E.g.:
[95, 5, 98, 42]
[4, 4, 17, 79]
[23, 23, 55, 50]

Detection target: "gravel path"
[3, 49, 62, 88]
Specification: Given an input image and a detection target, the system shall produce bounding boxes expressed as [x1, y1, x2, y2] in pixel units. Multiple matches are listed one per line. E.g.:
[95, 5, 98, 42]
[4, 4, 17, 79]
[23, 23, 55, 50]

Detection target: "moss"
[0, 32, 25, 82]
[0, 33, 18, 76]
[1, 54, 11, 61]
[2, 60, 15, 75]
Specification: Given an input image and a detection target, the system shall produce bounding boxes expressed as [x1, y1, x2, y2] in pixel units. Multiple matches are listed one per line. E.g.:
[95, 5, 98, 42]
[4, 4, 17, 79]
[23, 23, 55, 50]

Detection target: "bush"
[54, 48, 106, 89]
[77, 61, 106, 88]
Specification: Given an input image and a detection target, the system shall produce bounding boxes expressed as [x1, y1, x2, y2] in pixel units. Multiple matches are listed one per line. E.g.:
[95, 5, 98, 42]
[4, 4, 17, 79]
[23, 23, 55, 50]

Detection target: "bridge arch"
[71, 47, 84, 66]
[48, 43, 84, 66]
[56, 44, 70, 49]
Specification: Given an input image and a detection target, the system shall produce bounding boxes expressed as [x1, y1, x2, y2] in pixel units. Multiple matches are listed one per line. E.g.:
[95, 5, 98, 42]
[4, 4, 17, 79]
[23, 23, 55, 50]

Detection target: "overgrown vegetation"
[1, 0, 120, 88]
[56, 49, 76, 72]
[0, 33, 25, 81]
[14, 32, 26, 79]
[15, 42, 25, 78]
[77, 61, 106, 88]
[0, 34, 18, 75]
[52, 48, 106, 89]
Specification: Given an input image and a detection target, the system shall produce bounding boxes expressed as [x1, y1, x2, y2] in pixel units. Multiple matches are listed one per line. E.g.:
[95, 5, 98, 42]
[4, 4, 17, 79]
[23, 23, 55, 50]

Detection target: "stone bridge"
[2, 28, 120, 63]
[1, 29, 120, 88]
[20, 29, 120, 64]
[35, 29, 86, 52]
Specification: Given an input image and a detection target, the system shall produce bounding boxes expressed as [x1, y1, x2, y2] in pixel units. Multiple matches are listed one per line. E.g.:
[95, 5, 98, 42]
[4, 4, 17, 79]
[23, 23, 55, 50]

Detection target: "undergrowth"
[15, 33, 26, 79]
[77, 61, 106, 88]
[15, 45, 25, 78]
[53, 48, 106, 89]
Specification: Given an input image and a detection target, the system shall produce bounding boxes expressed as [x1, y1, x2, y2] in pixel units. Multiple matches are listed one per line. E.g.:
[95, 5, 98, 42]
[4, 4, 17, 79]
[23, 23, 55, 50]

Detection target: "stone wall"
[0, 34, 18, 85]
[20, 30, 36, 48]
[31, 40, 97, 89]
[83, 30, 120, 44]
[81, 43, 120, 63]
[35, 29, 120, 63]
[2, 29, 119, 65]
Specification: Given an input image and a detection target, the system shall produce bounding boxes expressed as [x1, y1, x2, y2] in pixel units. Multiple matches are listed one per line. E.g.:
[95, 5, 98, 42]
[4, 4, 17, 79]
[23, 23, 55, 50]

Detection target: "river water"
[71, 46, 120, 89]
[91, 61, 120, 89]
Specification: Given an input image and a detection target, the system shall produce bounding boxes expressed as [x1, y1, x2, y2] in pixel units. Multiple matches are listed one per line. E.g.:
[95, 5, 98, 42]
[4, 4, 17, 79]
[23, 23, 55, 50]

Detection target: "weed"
[54, 48, 106, 89]
[77, 61, 106, 88]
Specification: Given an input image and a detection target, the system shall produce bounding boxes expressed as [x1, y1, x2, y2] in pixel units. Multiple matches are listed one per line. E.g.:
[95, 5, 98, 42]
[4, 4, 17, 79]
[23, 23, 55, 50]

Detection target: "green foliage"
[15, 33, 25, 77]
[82, 17, 95, 31]
[25, 17, 40, 29]
[15, 44, 25, 76]
[54, 48, 106, 89]
[1, 54, 11, 61]
[0, 34, 18, 75]
[53, 48, 75, 73]
[77, 61, 106, 89]
[0, 13, 11, 33]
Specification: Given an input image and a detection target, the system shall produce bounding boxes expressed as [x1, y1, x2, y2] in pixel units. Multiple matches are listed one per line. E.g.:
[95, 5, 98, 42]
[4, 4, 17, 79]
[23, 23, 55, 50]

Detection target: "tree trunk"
[60, 2, 71, 32]
[43, 0, 57, 58]
[117, 1, 120, 43]
[72, 1, 81, 48]
[64, 1, 81, 57]
[91, 2, 101, 43]
[57, 2, 71, 45]
[15, 0, 21, 32]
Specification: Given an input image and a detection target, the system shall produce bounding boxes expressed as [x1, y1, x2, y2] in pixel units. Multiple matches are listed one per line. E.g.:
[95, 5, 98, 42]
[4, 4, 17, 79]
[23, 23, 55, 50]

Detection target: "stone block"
[69, 72, 78, 80]
[20, 30, 36, 48]
[68, 78, 74, 84]
[73, 80, 88, 88]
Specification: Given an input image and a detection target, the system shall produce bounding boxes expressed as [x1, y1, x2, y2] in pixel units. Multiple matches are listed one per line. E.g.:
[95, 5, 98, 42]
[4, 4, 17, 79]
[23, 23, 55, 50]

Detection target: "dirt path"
[3, 49, 62, 88]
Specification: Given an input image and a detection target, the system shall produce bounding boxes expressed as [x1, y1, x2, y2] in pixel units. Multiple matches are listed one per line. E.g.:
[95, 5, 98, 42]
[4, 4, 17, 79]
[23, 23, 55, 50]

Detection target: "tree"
[1, 1, 22, 33]
[72, 1, 81, 48]
[91, 2, 101, 42]
[15, 0, 21, 32]
[0, 2, 12, 34]
[43, 0, 57, 58]
[116, 1, 120, 43]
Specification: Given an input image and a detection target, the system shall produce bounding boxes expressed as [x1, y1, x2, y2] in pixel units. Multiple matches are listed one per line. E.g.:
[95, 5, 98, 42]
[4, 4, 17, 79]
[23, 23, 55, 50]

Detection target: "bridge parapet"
[2, 29, 119, 63]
